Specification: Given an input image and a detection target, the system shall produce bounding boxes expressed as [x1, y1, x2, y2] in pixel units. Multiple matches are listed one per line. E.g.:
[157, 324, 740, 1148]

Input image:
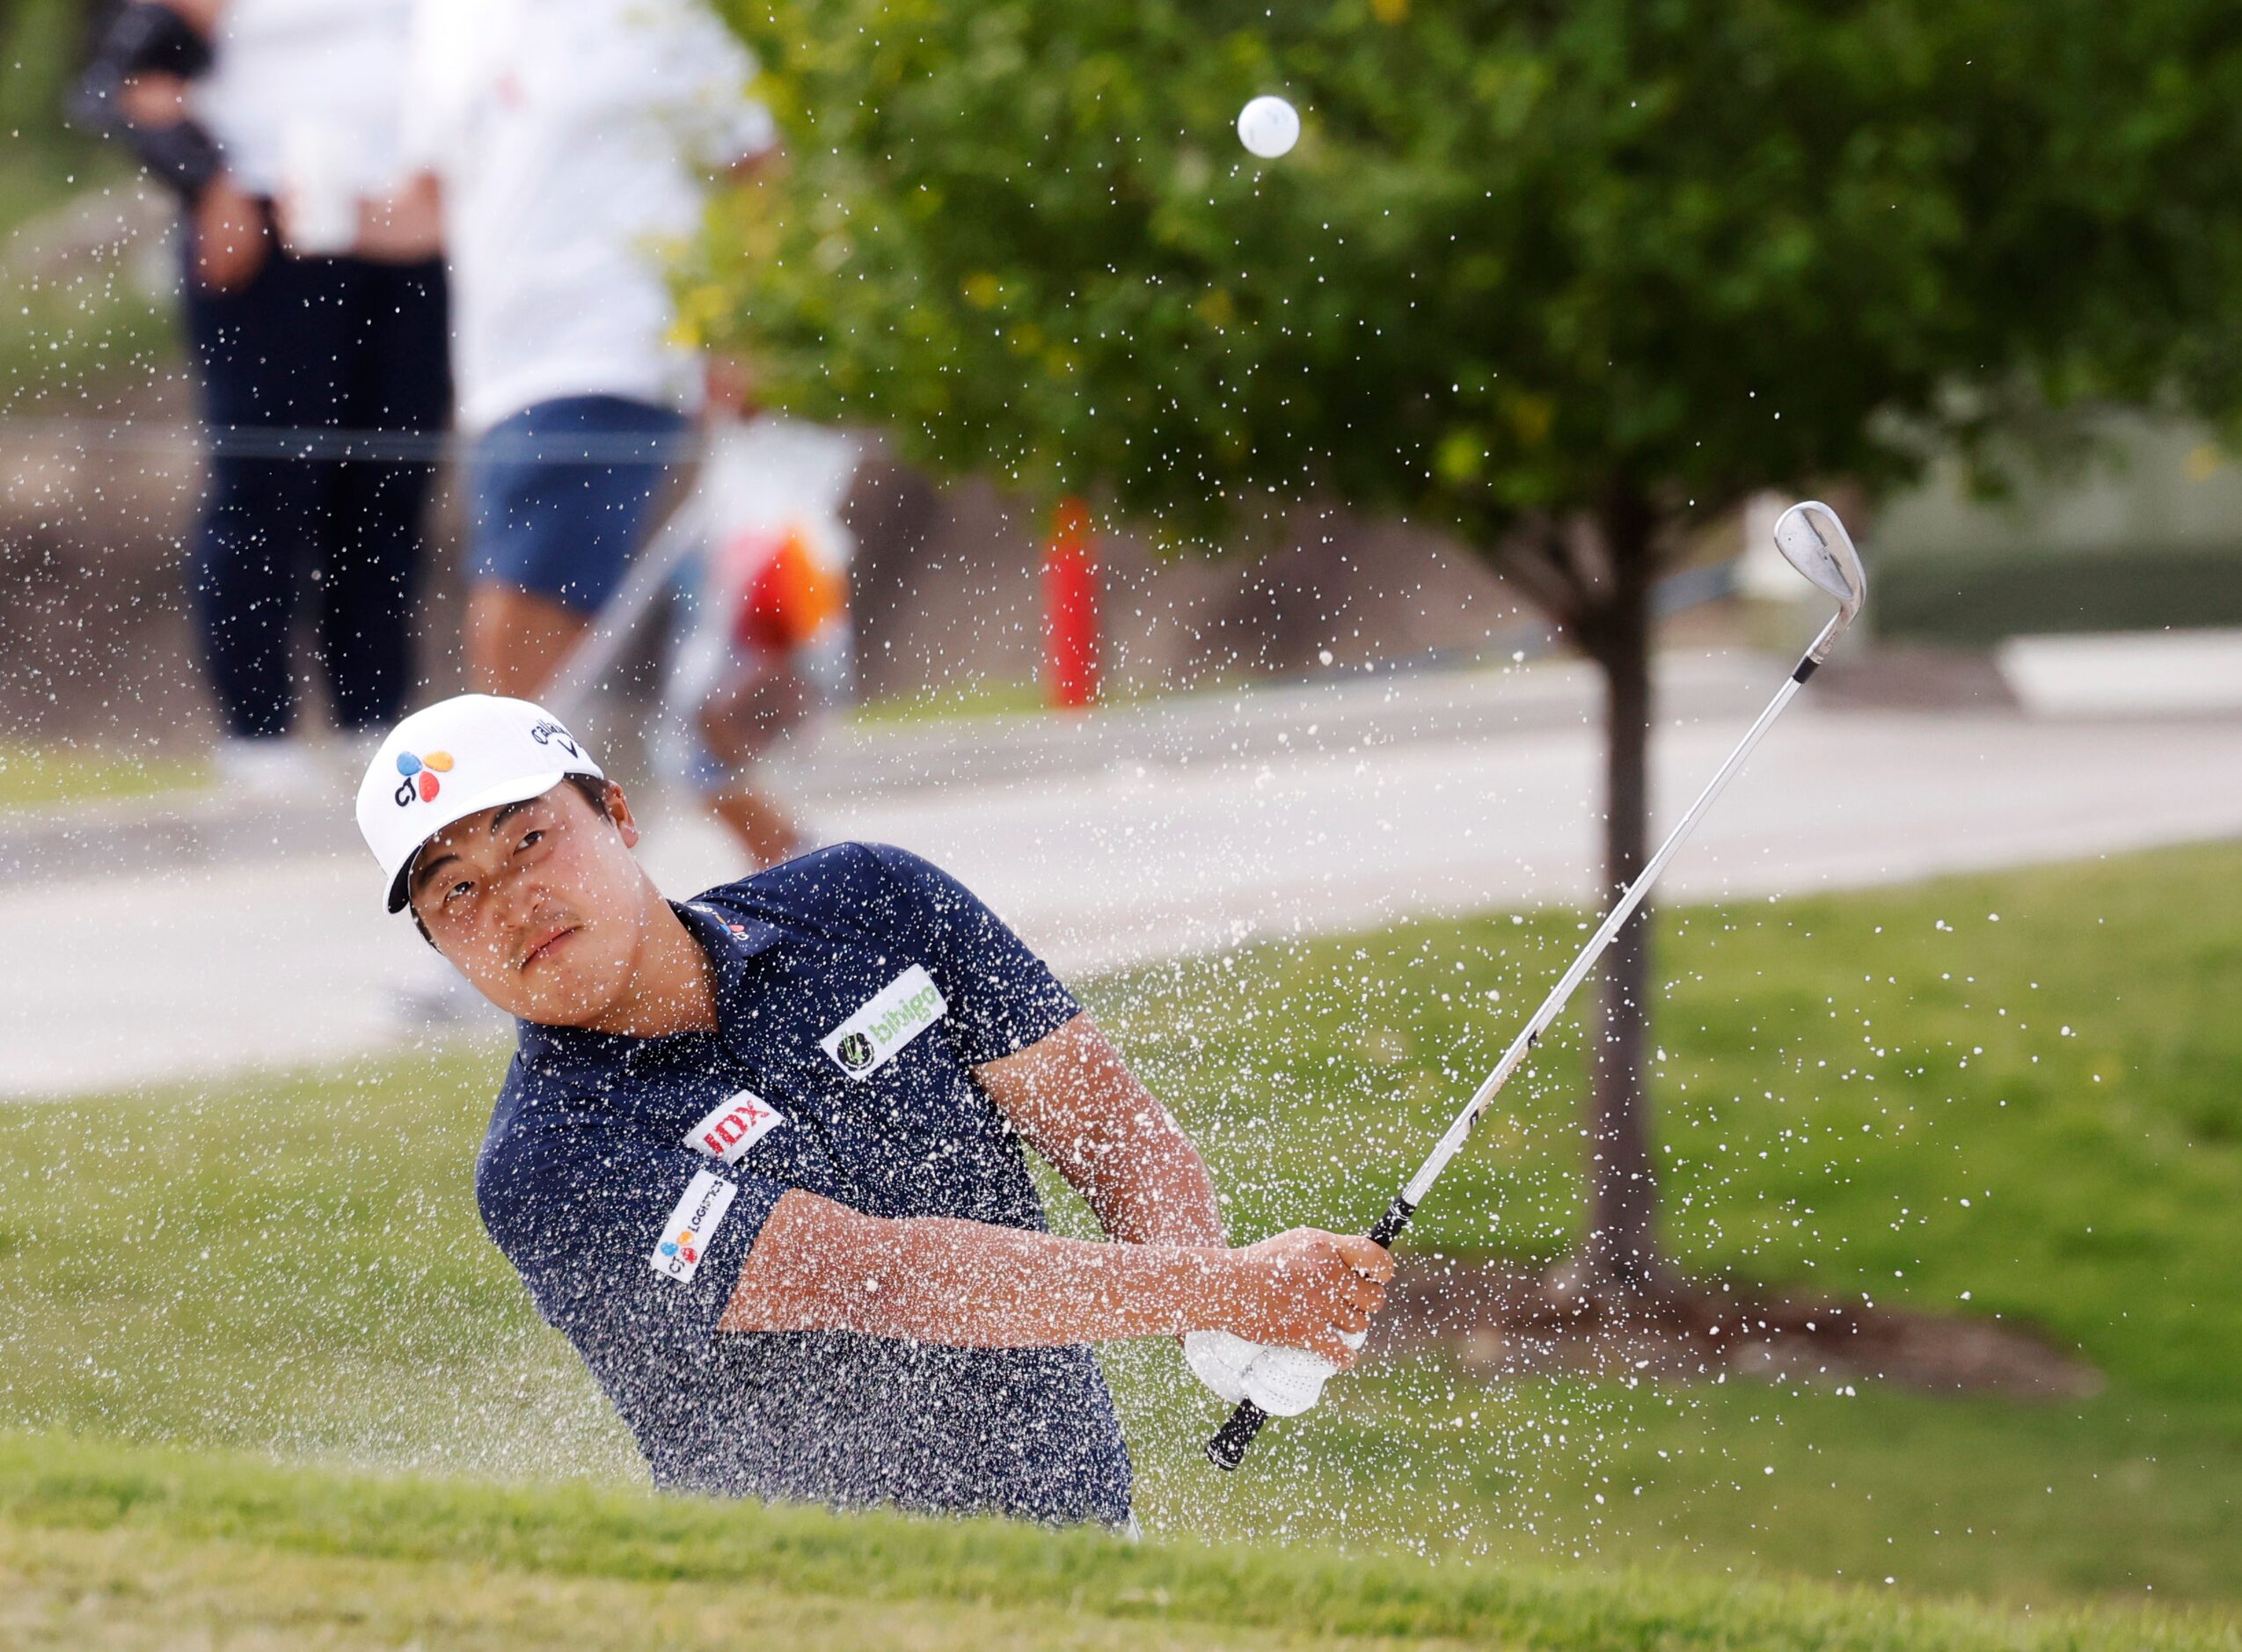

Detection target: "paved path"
[7, 656, 2242, 1098]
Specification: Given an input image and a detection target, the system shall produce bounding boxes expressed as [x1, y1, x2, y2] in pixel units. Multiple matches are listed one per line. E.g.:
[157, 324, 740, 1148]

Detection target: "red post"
[1042, 496, 1100, 709]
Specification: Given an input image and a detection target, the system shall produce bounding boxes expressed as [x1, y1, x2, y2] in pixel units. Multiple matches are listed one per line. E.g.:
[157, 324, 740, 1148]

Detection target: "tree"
[690, 0, 2242, 1298]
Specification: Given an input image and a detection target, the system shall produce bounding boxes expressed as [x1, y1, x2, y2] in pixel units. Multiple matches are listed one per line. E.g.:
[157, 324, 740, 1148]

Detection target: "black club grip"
[1365, 1193, 1417, 1250]
[1205, 1398, 1268, 1470]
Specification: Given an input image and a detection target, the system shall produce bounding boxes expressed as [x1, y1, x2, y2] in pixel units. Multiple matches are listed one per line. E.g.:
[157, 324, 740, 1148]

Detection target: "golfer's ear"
[605, 782, 641, 848]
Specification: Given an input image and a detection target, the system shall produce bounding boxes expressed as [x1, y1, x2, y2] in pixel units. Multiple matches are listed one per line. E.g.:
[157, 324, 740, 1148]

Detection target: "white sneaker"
[211, 735, 327, 800]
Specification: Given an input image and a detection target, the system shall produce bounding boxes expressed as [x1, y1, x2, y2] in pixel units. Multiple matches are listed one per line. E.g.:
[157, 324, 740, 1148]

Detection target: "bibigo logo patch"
[648, 1167, 738, 1283]
[820, 964, 946, 1081]
[684, 1090, 784, 1166]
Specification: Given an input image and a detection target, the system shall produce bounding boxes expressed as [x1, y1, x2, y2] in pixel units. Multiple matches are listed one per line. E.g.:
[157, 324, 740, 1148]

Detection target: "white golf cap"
[354, 694, 604, 914]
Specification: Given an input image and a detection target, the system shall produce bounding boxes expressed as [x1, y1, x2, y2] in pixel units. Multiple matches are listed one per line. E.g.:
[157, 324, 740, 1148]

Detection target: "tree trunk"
[1564, 498, 1676, 1302]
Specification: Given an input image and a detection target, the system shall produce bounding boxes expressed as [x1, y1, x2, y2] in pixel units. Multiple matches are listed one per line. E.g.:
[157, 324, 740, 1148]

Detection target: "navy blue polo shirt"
[473, 842, 1133, 1526]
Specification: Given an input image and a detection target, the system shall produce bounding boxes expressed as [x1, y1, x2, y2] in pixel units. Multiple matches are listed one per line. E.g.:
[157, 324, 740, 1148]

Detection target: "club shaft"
[1210, 636, 1840, 1473]
[1393, 654, 1814, 1214]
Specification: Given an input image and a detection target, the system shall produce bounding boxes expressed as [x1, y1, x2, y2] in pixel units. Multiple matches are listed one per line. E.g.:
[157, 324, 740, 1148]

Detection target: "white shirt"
[193, 0, 417, 198]
[400, 0, 775, 433]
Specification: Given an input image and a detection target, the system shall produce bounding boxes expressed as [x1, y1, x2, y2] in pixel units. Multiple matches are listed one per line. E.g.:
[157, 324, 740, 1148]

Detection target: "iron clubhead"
[1772, 501, 1866, 662]
[1772, 501, 1866, 616]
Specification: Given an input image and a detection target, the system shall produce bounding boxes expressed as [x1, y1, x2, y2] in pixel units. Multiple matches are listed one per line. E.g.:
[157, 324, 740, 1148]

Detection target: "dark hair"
[407, 773, 615, 947]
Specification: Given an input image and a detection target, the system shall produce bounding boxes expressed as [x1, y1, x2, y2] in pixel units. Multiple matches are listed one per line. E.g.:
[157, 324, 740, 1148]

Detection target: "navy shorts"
[466, 395, 690, 614]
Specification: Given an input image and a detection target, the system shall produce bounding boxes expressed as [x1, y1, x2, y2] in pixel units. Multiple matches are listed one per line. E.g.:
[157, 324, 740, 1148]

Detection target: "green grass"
[0, 149, 99, 243]
[0, 128, 175, 405]
[0, 742, 210, 812]
[0, 205, 178, 406]
[847, 670, 1217, 726]
[1, 1431, 2232, 1649]
[846, 660, 1309, 726]
[851, 675, 1052, 725]
[1, 843, 2238, 1625]
[0, 115, 178, 400]
[1100, 843, 2242, 1599]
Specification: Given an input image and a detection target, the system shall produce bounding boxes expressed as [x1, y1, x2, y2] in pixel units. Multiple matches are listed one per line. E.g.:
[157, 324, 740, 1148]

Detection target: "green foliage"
[0, 0, 113, 237]
[0, 0, 90, 157]
[696, 0, 2242, 551]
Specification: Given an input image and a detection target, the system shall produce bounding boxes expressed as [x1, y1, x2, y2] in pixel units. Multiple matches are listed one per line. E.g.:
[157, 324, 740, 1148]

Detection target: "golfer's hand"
[1218, 1228, 1391, 1367]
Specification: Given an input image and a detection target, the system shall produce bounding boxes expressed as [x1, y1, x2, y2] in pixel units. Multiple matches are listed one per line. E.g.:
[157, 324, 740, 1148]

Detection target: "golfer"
[355, 694, 1388, 1526]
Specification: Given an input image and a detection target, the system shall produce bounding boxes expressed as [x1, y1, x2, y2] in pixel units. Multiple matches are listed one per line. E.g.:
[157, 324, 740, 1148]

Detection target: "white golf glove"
[1182, 1328, 1260, 1405]
[1182, 1327, 1367, 1418]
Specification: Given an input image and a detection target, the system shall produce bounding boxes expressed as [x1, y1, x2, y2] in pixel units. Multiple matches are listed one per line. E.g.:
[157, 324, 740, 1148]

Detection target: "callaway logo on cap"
[354, 694, 605, 914]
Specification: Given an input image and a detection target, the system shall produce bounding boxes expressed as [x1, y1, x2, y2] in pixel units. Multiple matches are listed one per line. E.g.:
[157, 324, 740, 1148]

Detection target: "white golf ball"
[1237, 95, 1301, 159]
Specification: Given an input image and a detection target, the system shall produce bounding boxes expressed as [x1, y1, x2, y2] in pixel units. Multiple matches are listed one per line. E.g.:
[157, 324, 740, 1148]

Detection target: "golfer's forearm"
[1082, 1123, 1225, 1249]
[975, 1012, 1225, 1248]
[719, 1190, 1232, 1345]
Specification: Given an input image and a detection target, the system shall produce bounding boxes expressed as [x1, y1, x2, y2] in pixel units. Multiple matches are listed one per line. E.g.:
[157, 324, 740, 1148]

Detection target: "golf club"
[1207, 500, 1869, 1470]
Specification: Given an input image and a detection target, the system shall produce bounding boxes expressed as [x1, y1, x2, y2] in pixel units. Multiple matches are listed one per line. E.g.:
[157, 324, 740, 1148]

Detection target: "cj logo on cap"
[392, 749, 454, 807]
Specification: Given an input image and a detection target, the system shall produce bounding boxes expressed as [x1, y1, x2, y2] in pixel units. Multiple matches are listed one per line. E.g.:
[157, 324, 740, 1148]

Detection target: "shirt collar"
[514, 895, 785, 1079]
[672, 895, 787, 968]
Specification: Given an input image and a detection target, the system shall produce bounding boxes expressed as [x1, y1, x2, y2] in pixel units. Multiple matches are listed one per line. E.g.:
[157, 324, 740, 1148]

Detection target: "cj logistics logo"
[648, 1169, 737, 1284]
[392, 749, 453, 807]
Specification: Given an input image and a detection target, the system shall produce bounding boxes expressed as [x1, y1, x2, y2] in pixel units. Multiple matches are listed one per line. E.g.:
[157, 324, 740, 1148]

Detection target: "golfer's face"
[407, 783, 647, 1025]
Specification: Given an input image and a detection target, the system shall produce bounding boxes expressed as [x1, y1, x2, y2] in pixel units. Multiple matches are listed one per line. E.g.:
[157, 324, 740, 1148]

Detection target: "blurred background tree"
[691, 0, 2242, 1301]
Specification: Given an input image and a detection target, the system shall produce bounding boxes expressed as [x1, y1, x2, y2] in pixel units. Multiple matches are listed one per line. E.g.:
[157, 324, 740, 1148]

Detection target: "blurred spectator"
[658, 413, 858, 866]
[77, 0, 449, 793]
[388, 0, 777, 700]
